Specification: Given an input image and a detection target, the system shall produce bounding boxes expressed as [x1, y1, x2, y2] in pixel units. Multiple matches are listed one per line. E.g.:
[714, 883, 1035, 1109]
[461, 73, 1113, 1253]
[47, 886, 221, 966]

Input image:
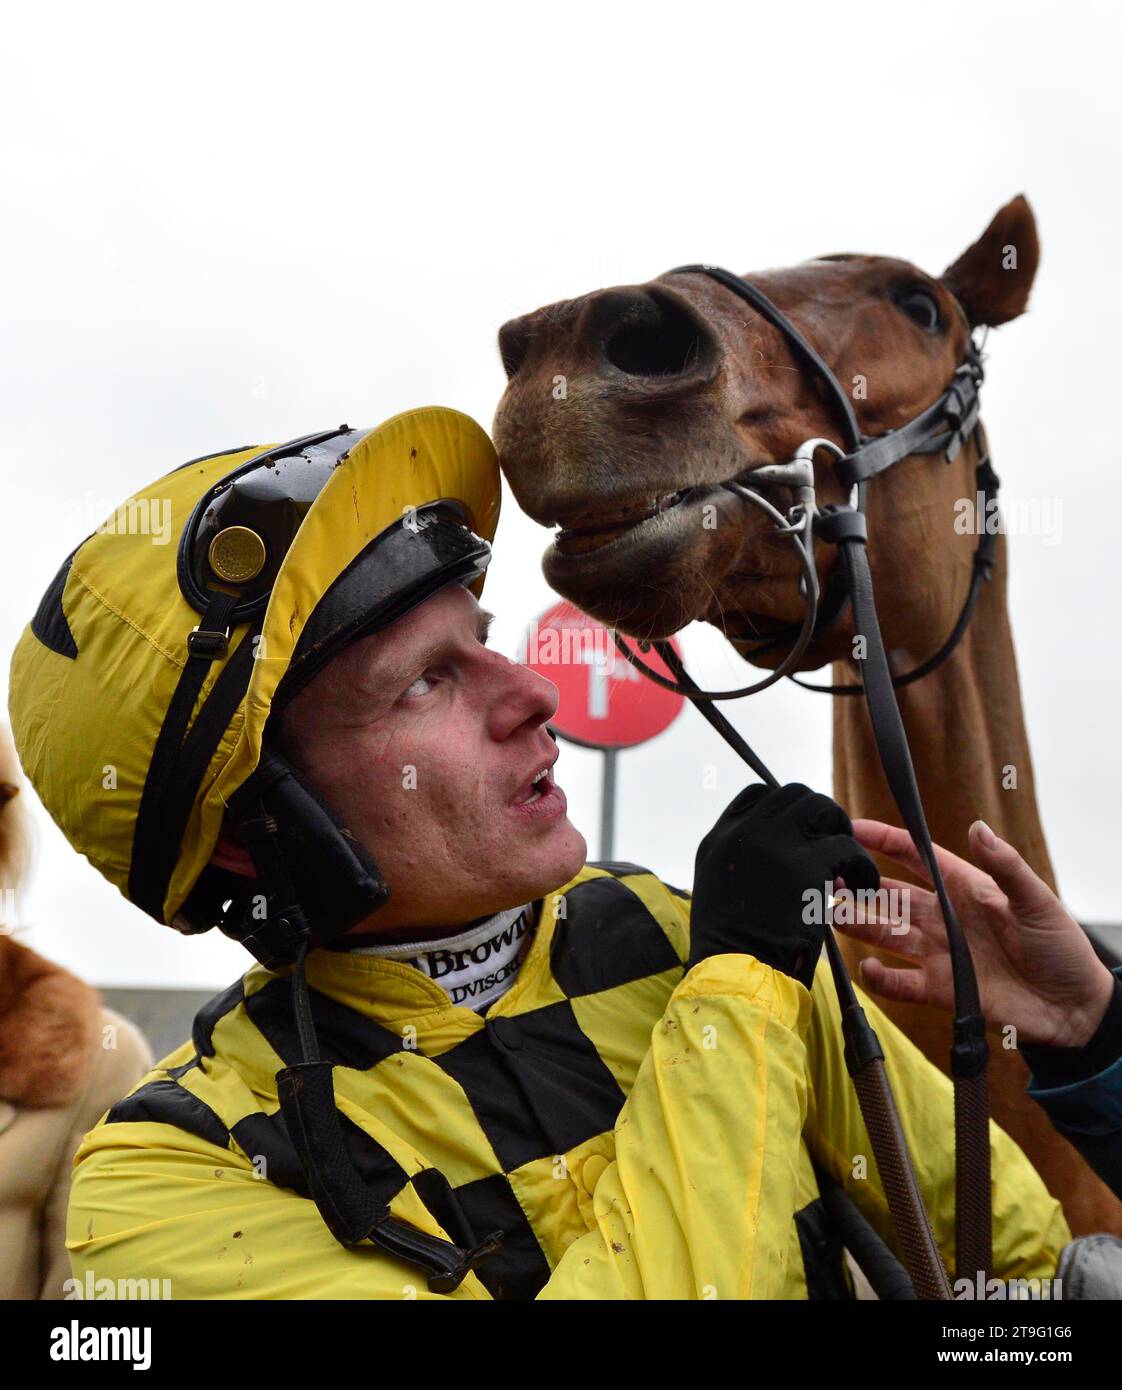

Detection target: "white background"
[1, 0, 1119, 987]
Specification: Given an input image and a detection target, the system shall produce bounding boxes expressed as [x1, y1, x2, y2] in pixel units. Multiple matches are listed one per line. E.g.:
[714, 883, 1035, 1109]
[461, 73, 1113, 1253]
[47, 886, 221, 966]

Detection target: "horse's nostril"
[498, 319, 531, 379]
[601, 293, 714, 379]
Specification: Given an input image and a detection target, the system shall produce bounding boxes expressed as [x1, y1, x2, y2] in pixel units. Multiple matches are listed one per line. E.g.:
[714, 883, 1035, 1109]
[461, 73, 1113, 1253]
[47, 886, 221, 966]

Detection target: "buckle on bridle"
[939, 341, 987, 463]
[814, 504, 868, 547]
[943, 376, 981, 463]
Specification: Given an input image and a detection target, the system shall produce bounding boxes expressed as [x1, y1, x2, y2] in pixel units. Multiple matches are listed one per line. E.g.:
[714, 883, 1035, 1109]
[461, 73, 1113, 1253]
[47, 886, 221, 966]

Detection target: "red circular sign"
[522, 602, 684, 749]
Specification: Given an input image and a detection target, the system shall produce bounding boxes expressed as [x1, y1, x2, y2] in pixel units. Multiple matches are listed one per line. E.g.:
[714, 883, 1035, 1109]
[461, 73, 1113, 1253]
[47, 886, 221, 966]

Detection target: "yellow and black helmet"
[8, 408, 500, 967]
[9, 406, 508, 1286]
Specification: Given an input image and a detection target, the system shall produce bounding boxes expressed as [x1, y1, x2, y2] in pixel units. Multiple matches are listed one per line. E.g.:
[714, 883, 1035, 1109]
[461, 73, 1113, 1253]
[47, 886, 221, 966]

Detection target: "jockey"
[7, 409, 1069, 1298]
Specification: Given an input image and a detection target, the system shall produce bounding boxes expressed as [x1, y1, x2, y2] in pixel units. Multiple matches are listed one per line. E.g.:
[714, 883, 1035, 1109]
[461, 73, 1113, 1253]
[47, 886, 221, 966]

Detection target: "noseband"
[614, 262, 997, 1299]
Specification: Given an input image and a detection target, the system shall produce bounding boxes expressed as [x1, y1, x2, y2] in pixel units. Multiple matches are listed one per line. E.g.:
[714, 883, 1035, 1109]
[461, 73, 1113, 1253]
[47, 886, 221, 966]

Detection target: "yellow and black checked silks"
[67, 864, 1069, 1300]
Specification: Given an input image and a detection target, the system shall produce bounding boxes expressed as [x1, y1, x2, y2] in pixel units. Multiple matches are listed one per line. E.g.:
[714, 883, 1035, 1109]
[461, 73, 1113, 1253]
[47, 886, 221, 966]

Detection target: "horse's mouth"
[551, 488, 704, 556]
[538, 476, 807, 641]
[721, 610, 799, 643]
[548, 461, 800, 558]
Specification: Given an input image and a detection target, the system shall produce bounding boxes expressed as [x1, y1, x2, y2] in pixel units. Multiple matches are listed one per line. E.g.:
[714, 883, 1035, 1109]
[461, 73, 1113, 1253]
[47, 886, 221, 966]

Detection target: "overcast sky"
[2, 0, 1120, 987]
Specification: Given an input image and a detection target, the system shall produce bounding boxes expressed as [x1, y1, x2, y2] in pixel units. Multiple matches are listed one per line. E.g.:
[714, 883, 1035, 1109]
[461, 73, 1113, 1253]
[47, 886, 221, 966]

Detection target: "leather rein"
[614, 263, 996, 1299]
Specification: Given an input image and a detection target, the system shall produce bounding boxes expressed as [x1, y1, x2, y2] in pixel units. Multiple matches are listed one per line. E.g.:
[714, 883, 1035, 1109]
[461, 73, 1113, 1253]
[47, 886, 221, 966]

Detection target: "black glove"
[689, 782, 880, 989]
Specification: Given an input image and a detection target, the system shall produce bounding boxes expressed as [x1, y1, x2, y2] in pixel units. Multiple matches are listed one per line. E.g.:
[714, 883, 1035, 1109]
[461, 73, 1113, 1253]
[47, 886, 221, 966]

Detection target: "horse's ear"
[940, 194, 1039, 328]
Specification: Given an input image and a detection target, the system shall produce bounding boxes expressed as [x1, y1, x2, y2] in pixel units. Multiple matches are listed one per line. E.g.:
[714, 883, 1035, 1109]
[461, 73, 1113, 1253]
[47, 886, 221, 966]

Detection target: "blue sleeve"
[1024, 966, 1122, 1201]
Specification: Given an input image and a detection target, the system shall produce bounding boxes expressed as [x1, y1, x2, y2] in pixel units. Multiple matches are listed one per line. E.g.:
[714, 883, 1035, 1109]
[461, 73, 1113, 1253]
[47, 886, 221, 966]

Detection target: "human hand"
[835, 818, 1115, 1048]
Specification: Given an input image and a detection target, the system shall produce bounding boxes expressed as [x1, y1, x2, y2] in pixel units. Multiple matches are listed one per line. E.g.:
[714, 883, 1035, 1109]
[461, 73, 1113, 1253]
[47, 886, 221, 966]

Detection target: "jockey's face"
[269, 583, 586, 933]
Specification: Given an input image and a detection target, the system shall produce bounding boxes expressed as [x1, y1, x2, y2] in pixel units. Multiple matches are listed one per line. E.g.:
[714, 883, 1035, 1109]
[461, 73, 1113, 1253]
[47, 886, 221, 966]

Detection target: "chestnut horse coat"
[0, 935, 151, 1299]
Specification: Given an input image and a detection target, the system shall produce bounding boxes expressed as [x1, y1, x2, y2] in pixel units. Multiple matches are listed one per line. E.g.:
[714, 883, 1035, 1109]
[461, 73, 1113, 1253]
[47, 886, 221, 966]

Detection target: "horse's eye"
[895, 288, 941, 332]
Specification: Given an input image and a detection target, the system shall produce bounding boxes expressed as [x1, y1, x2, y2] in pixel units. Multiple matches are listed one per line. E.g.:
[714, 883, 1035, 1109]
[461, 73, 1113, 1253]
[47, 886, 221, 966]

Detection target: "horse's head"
[493, 196, 1039, 667]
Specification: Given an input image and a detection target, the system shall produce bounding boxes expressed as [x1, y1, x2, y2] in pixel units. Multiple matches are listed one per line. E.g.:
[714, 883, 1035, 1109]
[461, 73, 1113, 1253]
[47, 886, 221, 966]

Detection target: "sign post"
[522, 602, 684, 861]
[599, 747, 617, 860]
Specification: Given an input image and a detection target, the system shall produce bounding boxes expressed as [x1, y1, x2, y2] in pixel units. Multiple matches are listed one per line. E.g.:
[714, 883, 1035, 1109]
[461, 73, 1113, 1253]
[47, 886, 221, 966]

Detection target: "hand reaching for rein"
[835, 818, 1115, 1049]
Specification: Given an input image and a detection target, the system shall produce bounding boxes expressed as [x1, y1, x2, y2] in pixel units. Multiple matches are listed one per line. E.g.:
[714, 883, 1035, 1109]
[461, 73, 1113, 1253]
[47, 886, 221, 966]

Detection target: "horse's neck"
[831, 528, 1056, 892]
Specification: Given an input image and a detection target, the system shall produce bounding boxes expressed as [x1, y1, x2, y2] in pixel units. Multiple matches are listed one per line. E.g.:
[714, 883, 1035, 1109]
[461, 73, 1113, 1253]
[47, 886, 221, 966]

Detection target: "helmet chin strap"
[273, 937, 503, 1290]
[225, 742, 505, 1291]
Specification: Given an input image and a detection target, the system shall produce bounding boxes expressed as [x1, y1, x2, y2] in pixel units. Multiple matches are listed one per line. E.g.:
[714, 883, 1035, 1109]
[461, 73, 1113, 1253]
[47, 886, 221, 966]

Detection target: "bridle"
[615, 263, 995, 1300]
[616, 265, 997, 699]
